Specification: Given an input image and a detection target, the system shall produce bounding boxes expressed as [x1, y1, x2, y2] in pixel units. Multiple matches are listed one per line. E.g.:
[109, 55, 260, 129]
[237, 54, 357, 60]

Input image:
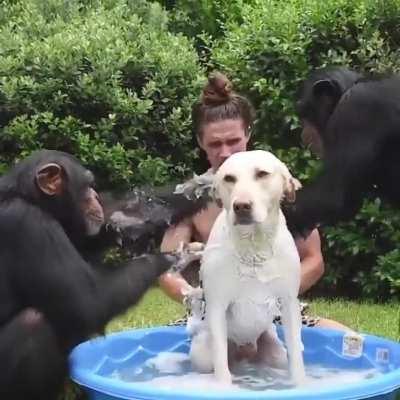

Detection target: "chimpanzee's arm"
[284, 155, 370, 236]
[93, 187, 210, 257]
[285, 99, 381, 237]
[9, 202, 173, 347]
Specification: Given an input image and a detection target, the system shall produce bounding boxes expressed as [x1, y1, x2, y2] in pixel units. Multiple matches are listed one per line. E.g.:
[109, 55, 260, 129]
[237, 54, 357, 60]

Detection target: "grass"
[107, 287, 400, 341]
[309, 298, 400, 340]
[106, 287, 186, 332]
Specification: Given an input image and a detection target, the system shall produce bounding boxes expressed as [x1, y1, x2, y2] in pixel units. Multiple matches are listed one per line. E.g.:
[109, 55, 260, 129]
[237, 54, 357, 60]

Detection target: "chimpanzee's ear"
[312, 79, 341, 99]
[36, 163, 65, 196]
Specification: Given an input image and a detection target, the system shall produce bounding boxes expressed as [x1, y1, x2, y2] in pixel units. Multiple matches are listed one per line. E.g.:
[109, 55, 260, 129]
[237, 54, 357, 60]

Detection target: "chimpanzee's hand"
[167, 241, 204, 273]
[281, 202, 314, 239]
[174, 169, 214, 200]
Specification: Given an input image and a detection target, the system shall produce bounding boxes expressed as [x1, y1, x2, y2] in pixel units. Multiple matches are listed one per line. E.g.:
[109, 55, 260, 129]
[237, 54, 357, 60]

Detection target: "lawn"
[107, 287, 400, 341]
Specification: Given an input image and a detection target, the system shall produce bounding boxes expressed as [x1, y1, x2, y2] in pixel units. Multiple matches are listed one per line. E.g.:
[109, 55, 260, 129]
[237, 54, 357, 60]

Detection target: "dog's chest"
[226, 279, 279, 346]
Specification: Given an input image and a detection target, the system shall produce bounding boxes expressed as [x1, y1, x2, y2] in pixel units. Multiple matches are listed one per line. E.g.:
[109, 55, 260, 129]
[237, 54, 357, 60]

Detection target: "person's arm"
[295, 228, 325, 295]
[158, 218, 194, 303]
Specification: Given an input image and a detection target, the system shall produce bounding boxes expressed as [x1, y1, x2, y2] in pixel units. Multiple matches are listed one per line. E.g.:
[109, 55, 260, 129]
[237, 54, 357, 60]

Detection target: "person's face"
[198, 119, 250, 172]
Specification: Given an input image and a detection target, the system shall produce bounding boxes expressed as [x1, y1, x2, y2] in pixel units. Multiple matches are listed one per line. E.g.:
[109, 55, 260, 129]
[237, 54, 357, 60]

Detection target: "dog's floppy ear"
[279, 162, 302, 203]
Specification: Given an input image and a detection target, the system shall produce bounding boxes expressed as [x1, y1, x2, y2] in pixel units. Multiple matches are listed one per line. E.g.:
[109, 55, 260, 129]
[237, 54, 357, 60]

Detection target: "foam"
[109, 352, 381, 392]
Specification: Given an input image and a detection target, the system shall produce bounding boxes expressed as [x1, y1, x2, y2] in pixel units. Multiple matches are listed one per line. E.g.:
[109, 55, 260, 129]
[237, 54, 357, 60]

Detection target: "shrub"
[2, 0, 400, 299]
[0, 0, 204, 187]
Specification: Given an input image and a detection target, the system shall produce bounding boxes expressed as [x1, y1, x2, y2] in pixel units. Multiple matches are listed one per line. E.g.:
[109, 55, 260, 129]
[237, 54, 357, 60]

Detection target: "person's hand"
[182, 285, 204, 309]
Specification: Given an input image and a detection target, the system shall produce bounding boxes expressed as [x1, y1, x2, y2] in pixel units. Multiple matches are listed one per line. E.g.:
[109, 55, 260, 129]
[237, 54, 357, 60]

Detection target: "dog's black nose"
[233, 201, 252, 214]
[233, 201, 253, 224]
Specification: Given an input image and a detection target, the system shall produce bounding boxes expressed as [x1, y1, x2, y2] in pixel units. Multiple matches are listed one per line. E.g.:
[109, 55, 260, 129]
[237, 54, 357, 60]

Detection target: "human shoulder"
[191, 201, 222, 242]
[294, 228, 321, 256]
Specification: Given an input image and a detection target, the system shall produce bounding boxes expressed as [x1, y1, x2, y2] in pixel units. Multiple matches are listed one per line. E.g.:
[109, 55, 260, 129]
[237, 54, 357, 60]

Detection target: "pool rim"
[70, 325, 400, 400]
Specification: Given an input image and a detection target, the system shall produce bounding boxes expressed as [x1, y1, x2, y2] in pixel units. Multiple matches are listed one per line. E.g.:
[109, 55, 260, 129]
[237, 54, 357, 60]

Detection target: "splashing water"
[109, 352, 381, 392]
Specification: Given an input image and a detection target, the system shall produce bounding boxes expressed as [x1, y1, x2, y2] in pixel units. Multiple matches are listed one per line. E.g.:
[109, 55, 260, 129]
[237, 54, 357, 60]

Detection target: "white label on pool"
[342, 332, 364, 358]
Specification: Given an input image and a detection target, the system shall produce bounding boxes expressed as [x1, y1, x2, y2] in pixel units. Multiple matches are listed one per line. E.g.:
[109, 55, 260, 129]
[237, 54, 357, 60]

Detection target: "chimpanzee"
[283, 67, 400, 236]
[0, 149, 198, 400]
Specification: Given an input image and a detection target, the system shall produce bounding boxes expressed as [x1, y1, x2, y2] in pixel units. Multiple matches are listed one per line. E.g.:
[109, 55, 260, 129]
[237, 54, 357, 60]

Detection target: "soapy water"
[109, 352, 380, 392]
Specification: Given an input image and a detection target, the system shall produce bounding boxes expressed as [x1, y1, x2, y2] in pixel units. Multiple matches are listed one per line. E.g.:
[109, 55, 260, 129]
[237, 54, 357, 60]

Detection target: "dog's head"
[213, 150, 301, 226]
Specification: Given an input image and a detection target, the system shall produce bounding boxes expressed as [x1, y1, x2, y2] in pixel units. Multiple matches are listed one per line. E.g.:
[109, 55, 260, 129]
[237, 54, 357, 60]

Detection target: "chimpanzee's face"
[300, 119, 324, 158]
[35, 161, 105, 237]
[81, 186, 104, 236]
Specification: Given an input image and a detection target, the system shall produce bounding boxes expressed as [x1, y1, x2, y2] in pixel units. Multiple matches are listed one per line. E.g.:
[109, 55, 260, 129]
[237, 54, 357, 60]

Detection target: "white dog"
[189, 150, 306, 386]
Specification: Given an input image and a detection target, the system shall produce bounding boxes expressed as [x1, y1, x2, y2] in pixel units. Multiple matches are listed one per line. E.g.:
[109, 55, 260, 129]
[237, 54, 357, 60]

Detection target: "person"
[158, 71, 350, 336]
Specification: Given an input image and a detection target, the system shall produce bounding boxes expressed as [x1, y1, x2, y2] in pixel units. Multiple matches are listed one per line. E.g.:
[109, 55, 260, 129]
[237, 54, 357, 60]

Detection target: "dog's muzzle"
[233, 201, 254, 225]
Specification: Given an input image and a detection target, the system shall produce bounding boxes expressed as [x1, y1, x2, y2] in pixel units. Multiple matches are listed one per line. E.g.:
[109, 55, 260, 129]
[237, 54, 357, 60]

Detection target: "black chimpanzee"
[283, 67, 400, 236]
[0, 149, 196, 400]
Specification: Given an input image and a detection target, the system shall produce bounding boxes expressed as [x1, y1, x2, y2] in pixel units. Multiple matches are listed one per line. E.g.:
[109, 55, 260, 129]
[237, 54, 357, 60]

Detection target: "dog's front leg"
[207, 304, 231, 384]
[280, 296, 306, 385]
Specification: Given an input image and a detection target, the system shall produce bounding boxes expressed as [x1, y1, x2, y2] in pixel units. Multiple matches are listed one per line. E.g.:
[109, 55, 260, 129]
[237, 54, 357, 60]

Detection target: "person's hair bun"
[201, 72, 233, 105]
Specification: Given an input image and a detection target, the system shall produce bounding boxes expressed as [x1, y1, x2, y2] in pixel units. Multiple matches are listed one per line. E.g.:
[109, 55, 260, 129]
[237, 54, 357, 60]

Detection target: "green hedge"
[1, 0, 400, 300]
[0, 0, 204, 187]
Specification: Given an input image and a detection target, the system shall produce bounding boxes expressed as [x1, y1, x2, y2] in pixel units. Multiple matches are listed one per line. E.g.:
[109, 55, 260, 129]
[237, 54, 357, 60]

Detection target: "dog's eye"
[255, 170, 270, 179]
[223, 174, 236, 183]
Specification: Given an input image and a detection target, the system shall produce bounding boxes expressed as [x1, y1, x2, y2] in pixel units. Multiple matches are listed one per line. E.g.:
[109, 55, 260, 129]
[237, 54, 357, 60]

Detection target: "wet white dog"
[189, 150, 305, 386]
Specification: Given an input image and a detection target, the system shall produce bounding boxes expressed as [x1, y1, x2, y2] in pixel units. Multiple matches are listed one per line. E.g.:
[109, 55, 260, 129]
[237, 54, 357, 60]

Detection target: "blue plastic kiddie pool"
[70, 326, 400, 400]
